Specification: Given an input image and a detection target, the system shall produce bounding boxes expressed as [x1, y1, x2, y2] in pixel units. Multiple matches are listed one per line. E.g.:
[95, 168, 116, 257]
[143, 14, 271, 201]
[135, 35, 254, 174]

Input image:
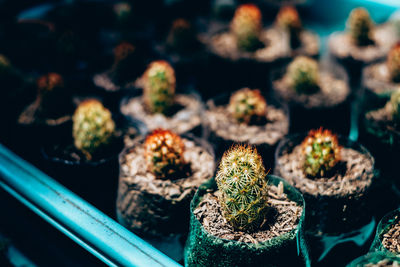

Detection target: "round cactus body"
[230, 4, 262, 51]
[143, 60, 176, 114]
[388, 43, 400, 83]
[228, 88, 267, 124]
[167, 18, 196, 50]
[347, 8, 374, 46]
[301, 128, 341, 178]
[144, 129, 186, 179]
[391, 88, 400, 123]
[73, 99, 116, 160]
[287, 56, 319, 94]
[276, 6, 302, 48]
[216, 145, 269, 232]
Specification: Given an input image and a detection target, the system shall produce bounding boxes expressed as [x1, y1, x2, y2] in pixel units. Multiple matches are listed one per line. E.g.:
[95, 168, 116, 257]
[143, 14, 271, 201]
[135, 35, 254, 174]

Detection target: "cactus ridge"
[228, 88, 267, 124]
[216, 145, 269, 232]
[144, 129, 186, 179]
[301, 128, 341, 178]
[73, 99, 115, 160]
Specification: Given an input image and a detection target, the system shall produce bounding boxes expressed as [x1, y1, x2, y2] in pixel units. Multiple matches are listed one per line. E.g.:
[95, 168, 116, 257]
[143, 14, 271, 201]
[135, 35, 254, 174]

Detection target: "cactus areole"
[144, 129, 186, 179]
[301, 128, 341, 178]
[228, 88, 267, 124]
[216, 145, 269, 232]
[230, 4, 262, 51]
[72, 99, 116, 160]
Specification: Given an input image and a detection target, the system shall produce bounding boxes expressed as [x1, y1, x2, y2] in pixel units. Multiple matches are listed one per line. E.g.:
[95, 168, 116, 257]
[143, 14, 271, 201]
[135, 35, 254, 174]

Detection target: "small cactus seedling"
[230, 4, 262, 51]
[144, 129, 186, 179]
[228, 88, 267, 124]
[276, 6, 302, 48]
[391, 88, 400, 123]
[216, 145, 269, 232]
[73, 99, 116, 160]
[347, 7, 374, 46]
[387, 43, 400, 83]
[37, 73, 67, 114]
[114, 2, 132, 26]
[113, 41, 135, 67]
[301, 128, 341, 178]
[143, 60, 176, 114]
[111, 42, 138, 84]
[167, 18, 196, 51]
[287, 56, 319, 94]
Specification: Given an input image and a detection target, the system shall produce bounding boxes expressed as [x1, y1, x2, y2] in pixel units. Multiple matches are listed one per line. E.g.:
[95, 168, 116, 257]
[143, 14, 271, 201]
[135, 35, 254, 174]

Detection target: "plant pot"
[184, 175, 309, 267]
[370, 209, 400, 256]
[347, 251, 400, 267]
[120, 90, 204, 136]
[328, 24, 397, 86]
[203, 91, 289, 165]
[198, 23, 290, 98]
[271, 62, 351, 135]
[40, 116, 132, 217]
[116, 133, 215, 237]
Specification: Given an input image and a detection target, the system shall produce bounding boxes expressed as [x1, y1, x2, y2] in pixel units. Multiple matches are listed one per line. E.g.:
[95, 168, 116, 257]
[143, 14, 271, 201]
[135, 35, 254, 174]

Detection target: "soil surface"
[276, 144, 374, 197]
[273, 72, 349, 109]
[289, 29, 319, 57]
[194, 182, 302, 243]
[121, 94, 202, 134]
[18, 100, 71, 126]
[329, 24, 396, 63]
[363, 62, 400, 95]
[365, 259, 400, 267]
[382, 217, 400, 254]
[93, 71, 136, 92]
[205, 102, 288, 146]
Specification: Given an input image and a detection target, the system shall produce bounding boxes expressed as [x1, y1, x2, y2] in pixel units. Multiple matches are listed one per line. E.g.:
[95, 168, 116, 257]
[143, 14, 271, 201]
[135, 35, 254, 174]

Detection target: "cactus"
[230, 4, 262, 51]
[228, 88, 267, 124]
[347, 7, 374, 46]
[73, 99, 116, 160]
[111, 42, 138, 84]
[143, 60, 176, 114]
[276, 6, 302, 48]
[114, 2, 132, 26]
[37, 73, 67, 114]
[301, 128, 341, 178]
[144, 129, 186, 179]
[216, 144, 269, 232]
[287, 56, 319, 94]
[388, 43, 400, 83]
[391, 88, 400, 123]
[167, 18, 196, 51]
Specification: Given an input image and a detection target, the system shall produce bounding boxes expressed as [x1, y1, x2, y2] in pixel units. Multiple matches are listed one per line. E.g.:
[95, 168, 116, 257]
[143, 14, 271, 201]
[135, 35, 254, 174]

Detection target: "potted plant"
[203, 87, 288, 164]
[275, 128, 375, 234]
[272, 56, 350, 134]
[363, 42, 400, 106]
[116, 129, 215, 237]
[370, 209, 400, 256]
[120, 60, 203, 135]
[41, 99, 126, 216]
[184, 144, 308, 267]
[329, 7, 397, 83]
[275, 6, 319, 58]
[199, 3, 290, 97]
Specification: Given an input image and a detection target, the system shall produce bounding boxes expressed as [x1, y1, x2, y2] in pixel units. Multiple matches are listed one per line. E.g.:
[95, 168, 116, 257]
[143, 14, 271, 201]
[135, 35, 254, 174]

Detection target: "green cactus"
[228, 88, 267, 124]
[347, 7, 374, 46]
[301, 128, 341, 178]
[287, 56, 319, 94]
[144, 129, 186, 179]
[276, 6, 302, 49]
[73, 99, 116, 160]
[391, 88, 400, 123]
[166, 18, 196, 51]
[143, 60, 176, 114]
[230, 4, 262, 51]
[216, 145, 269, 232]
[388, 43, 400, 83]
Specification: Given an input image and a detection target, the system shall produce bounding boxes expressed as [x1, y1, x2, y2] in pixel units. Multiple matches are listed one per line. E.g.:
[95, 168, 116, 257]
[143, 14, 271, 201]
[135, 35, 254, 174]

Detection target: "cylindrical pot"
[120, 90, 204, 136]
[274, 133, 376, 234]
[271, 62, 350, 135]
[116, 133, 215, 237]
[370, 209, 400, 256]
[198, 23, 290, 98]
[346, 251, 400, 267]
[184, 175, 309, 267]
[203, 91, 289, 165]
